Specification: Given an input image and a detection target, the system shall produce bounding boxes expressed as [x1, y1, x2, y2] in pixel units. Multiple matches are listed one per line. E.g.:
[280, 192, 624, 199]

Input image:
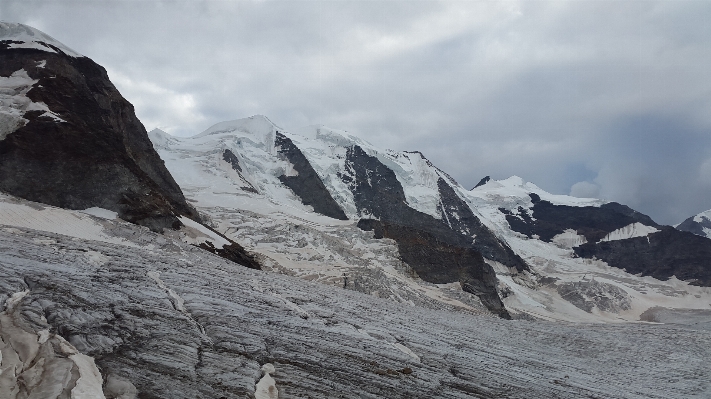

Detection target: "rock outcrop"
[501, 193, 659, 243]
[345, 145, 523, 317]
[574, 227, 711, 286]
[275, 132, 347, 220]
[0, 22, 199, 232]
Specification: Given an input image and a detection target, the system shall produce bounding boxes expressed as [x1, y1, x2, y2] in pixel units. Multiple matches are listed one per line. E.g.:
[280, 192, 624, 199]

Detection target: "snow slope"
[0, 22, 82, 57]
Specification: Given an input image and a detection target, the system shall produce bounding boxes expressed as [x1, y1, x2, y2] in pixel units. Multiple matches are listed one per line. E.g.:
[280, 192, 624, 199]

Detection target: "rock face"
[274, 132, 347, 220]
[502, 193, 659, 243]
[2, 223, 710, 399]
[0, 22, 199, 232]
[574, 227, 711, 286]
[343, 145, 525, 317]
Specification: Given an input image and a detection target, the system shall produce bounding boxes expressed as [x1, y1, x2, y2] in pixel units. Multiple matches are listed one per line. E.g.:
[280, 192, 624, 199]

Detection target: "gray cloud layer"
[3, 0, 711, 224]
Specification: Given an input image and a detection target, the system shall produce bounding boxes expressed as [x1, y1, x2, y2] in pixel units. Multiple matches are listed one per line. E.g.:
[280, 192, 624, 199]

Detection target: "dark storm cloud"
[2, 0, 711, 224]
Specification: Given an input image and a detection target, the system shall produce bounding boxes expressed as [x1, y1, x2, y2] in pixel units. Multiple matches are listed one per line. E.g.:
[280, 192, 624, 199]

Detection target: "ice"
[0, 195, 138, 247]
[178, 216, 230, 248]
[551, 229, 587, 248]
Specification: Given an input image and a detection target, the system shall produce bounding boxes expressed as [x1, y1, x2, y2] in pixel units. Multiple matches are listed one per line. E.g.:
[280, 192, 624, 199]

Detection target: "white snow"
[0, 68, 65, 141]
[0, 22, 82, 57]
[4, 289, 29, 311]
[599, 223, 659, 242]
[391, 342, 421, 363]
[80, 207, 118, 220]
[692, 209, 711, 223]
[0, 194, 137, 247]
[255, 363, 278, 399]
[68, 352, 107, 399]
[289, 125, 451, 219]
[469, 176, 603, 208]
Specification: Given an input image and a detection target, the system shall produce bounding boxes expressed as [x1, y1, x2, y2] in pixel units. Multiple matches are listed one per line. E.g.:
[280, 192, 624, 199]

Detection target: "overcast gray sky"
[3, 0, 711, 224]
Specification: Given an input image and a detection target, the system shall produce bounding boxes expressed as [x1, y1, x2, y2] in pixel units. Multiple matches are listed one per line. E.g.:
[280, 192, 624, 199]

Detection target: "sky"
[2, 0, 711, 225]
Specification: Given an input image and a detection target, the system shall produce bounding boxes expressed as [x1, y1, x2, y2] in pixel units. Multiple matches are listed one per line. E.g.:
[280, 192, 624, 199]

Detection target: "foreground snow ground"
[1, 198, 710, 398]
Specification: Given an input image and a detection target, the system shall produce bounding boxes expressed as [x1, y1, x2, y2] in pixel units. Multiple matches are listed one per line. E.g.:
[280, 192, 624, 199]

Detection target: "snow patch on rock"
[599, 223, 659, 242]
[0, 69, 65, 141]
[81, 207, 118, 220]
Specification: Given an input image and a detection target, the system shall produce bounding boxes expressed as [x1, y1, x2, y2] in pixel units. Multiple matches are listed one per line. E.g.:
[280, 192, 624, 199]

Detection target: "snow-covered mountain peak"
[0, 22, 82, 57]
[676, 208, 711, 239]
[470, 175, 603, 208]
[196, 115, 279, 139]
[290, 124, 375, 151]
[693, 209, 711, 224]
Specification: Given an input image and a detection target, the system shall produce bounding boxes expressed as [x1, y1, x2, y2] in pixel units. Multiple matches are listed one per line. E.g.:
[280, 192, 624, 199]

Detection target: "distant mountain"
[150, 117, 711, 322]
[676, 209, 711, 239]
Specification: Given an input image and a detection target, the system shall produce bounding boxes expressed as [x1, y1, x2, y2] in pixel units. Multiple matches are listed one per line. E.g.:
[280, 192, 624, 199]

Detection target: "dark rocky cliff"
[574, 227, 711, 286]
[501, 193, 659, 243]
[344, 145, 520, 317]
[275, 132, 348, 220]
[0, 38, 199, 232]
